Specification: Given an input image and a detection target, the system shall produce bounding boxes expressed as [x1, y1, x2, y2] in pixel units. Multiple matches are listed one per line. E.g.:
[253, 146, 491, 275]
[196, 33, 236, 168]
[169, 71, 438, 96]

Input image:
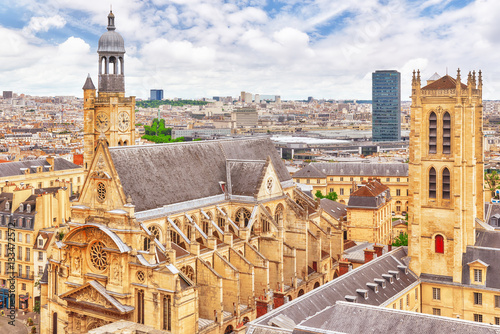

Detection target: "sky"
[1, 0, 499, 100]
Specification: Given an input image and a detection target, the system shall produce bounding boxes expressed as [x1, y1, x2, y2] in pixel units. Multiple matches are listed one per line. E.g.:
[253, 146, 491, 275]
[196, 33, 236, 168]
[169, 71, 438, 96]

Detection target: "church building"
[39, 11, 344, 334]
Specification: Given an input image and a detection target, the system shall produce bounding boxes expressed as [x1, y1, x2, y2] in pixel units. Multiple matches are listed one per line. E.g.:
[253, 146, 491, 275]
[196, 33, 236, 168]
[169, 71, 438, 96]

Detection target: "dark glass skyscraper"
[372, 70, 401, 142]
[150, 89, 164, 100]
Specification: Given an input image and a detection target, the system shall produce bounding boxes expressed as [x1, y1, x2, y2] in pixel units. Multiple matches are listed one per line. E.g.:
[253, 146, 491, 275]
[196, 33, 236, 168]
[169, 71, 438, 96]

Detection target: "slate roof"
[0, 158, 80, 178]
[228, 160, 266, 196]
[82, 74, 95, 90]
[293, 162, 408, 178]
[108, 138, 291, 212]
[319, 198, 346, 220]
[293, 302, 500, 334]
[421, 74, 467, 90]
[249, 247, 417, 330]
[460, 231, 500, 289]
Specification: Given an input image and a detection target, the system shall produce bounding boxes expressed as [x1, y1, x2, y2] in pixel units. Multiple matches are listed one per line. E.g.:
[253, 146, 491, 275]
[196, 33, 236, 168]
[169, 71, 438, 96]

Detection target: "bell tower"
[408, 69, 484, 282]
[83, 10, 136, 171]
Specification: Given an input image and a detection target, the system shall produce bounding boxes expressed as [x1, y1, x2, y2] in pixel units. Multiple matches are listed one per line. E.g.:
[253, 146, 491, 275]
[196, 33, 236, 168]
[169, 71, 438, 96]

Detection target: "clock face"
[95, 112, 109, 132]
[118, 112, 130, 132]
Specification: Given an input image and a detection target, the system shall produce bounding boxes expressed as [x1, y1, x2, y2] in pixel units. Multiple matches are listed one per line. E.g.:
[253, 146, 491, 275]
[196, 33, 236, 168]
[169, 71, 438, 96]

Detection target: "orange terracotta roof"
[421, 75, 467, 90]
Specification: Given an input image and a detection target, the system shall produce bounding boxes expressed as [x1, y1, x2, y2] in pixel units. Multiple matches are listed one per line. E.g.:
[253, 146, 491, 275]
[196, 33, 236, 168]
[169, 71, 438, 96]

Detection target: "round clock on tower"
[82, 10, 136, 170]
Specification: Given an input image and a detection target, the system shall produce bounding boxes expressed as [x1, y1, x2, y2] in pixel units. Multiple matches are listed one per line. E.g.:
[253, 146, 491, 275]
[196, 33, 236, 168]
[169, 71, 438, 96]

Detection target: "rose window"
[97, 182, 106, 202]
[90, 241, 108, 271]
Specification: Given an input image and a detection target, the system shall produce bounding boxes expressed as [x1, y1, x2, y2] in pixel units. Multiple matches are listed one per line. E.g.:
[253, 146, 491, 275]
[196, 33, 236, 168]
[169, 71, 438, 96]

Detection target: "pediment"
[256, 157, 283, 200]
[60, 280, 133, 313]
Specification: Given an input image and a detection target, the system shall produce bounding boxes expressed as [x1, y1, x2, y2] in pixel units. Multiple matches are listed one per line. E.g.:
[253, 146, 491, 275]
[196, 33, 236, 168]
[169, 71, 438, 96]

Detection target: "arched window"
[144, 225, 160, 251]
[235, 208, 251, 227]
[162, 295, 171, 331]
[442, 112, 451, 154]
[429, 168, 436, 199]
[275, 204, 284, 225]
[442, 168, 450, 199]
[137, 289, 145, 324]
[429, 112, 437, 154]
[170, 230, 180, 245]
[435, 235, 444, 253]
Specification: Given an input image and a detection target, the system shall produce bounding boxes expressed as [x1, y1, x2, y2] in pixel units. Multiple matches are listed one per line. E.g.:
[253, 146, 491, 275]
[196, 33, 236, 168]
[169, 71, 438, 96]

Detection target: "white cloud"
[2, 0, 500, 99]
[23, 15, 66, 34]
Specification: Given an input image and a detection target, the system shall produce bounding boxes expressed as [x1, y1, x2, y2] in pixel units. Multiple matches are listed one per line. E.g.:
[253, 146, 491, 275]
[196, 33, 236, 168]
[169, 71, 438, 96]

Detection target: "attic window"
[5, 202, 9, 210]
[38, 238, 44, 247]
[382, 274, 394, 284]
[374, 278, 386, 289]
[355, 289, 368, 299]
[19, 204, 23, 213]
[26, 204, 31, 213]
[389, 270, 400, 280]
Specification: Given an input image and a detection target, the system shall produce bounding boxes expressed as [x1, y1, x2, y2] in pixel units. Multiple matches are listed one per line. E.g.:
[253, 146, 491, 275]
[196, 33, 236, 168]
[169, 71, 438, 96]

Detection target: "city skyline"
[1, 0, 499, 100]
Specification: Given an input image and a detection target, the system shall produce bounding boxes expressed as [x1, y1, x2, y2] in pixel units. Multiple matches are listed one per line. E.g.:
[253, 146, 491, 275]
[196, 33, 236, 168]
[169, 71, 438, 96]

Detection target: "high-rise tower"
[372, 70, 401, 142]
[83, 11, 136, 170]
[408, 70, 484, 282]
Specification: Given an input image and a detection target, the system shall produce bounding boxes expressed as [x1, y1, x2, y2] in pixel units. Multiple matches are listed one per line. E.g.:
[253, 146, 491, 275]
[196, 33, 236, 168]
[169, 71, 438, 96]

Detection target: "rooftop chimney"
[364, 249, 375, 263]
[373, 244, 384, 258]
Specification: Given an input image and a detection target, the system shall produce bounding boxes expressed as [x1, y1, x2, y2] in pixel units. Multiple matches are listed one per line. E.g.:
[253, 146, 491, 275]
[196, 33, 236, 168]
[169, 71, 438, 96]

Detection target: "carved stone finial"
[126, 195, 132, 204]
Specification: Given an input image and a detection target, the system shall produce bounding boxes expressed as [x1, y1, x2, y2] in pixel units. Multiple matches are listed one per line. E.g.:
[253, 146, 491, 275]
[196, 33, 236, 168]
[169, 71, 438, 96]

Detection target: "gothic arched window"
[235, 208, 251, 227]
[429, 168, 436, 199]
[442, 168, 450, 199]
[429, 112, 437, 154]
[442, 112, 451, 154]
[275, 204, 284, 225]
[435, 235, 444, 253]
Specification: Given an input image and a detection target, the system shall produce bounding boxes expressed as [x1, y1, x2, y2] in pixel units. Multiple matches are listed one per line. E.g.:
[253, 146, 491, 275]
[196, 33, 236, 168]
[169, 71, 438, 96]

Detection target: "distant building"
[2, 91, 12, 99]
[172, 128, 232, 139]
[254, 94, 260, 103]
[275, 95, 281, 104]
[231, 108, 258, 127]
[372, 70, 401, 142]
[150, 89, 163, 101]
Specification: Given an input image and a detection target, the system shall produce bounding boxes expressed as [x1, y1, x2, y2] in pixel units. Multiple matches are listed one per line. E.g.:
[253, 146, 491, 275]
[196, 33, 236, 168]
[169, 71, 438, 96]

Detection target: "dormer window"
[19, 204, 23, 212]
[5, 202, 9, 210]
[26, 204, 31, 213]
[38, 238, 44, 247]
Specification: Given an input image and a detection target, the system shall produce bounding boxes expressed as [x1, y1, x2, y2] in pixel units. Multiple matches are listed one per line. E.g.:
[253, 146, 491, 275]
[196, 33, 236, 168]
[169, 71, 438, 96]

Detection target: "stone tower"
[408, 70, 484, 282]
[83, 11, 136, 170]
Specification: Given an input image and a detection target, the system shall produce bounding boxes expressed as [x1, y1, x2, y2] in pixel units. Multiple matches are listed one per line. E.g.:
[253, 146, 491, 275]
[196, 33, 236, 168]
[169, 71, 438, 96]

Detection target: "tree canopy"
[392, 233, 408, 247]
[141, 118, 183, 144]
[315, 190, 339, 201]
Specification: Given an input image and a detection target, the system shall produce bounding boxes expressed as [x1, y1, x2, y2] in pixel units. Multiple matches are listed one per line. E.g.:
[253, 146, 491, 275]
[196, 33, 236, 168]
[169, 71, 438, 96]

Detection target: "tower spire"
[107, 10, 115, 31]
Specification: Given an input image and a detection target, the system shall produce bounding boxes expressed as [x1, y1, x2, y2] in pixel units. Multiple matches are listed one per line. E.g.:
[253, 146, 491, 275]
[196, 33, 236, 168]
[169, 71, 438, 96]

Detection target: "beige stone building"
[0, 157, 85, 195]
[248, 70, 500, 333]
[0, 183, 70, 311]
[292, 162, 409, 214]
[39, 11, 344, 334]
[345, 179, 392, 245]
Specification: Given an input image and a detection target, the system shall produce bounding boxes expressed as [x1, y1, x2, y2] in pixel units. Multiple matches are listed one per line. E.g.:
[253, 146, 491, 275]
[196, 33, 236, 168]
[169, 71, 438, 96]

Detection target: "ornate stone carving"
[111, 256, 121, 284]
[75, 286, 113, 309]
[86, 317, 109, 331]
[72, 248, 81, 276]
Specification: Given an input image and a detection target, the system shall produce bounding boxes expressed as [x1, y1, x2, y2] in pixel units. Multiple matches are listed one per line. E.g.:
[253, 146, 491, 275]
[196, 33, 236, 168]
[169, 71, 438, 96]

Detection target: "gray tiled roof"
[293, 302, 500, 334]
[109, 138, 291, 212]
[228, 160, 266, 196]
[319, 198, 346, 220]
[461, 232, 500, 289]
[293, 162, 408, 178]
[249, 247, 417, 330]
[0, 158, 80, 178]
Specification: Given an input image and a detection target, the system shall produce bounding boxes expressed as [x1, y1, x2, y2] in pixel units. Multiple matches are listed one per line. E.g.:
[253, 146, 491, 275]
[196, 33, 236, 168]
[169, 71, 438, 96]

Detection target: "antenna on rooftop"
[446, 67, 448, 75]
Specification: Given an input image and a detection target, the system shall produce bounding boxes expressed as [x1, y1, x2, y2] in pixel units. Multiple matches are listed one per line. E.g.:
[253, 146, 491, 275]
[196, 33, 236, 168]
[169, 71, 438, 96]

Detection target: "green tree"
[485, 171, 500, 197]
[392, 233, 408, 247]
[315, 190, 338, 201]
[325, 191, 338, 201]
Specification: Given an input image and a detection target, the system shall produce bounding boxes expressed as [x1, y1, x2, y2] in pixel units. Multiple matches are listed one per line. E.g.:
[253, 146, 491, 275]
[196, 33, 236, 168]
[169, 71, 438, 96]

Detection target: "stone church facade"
[39, 11, 343, 334]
